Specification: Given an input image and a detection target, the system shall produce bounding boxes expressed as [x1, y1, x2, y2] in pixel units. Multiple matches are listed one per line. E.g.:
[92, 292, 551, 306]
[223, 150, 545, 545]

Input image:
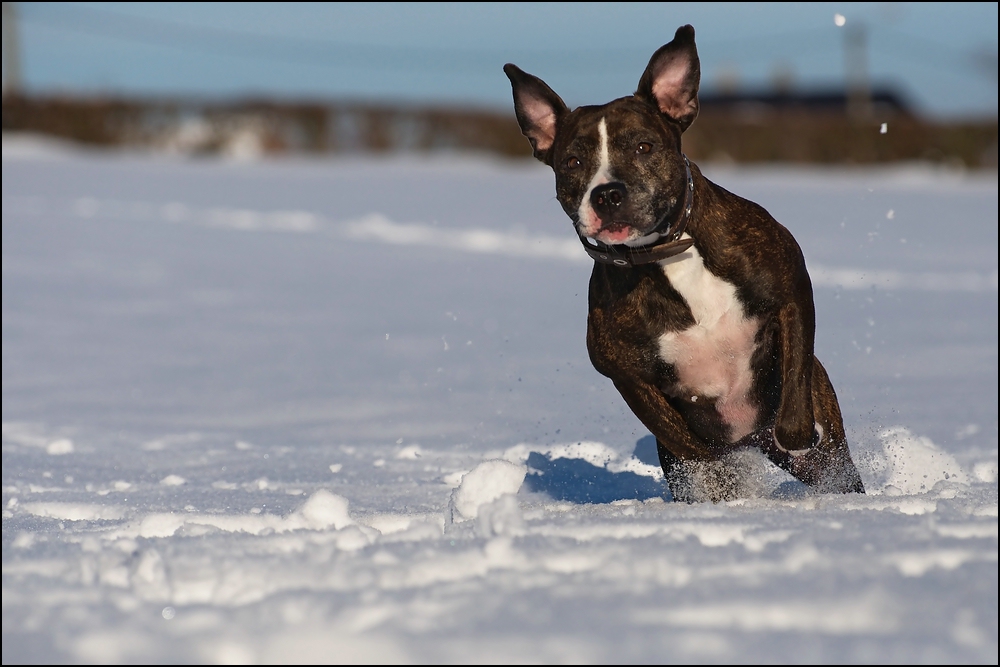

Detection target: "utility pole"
[842, 19, 872, 120]
[2, 1, 22, 97]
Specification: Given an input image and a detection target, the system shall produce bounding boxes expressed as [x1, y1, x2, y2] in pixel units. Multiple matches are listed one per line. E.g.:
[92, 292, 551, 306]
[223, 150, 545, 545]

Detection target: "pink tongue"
[600, 228, 632, 244]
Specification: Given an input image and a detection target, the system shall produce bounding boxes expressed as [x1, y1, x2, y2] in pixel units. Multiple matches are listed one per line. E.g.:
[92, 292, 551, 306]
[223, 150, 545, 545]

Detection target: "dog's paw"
[771, 423, 823, 456]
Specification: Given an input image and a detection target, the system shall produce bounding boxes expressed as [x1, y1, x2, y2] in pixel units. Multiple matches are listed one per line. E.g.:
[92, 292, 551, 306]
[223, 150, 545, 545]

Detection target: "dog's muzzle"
[581, 155, 695, 267]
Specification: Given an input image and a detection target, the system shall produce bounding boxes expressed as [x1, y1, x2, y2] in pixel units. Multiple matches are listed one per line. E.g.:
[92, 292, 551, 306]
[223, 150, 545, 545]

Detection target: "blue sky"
[5, 2, 998, 118]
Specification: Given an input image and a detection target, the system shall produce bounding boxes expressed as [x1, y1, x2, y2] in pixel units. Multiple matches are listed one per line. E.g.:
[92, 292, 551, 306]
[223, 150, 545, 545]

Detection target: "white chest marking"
[657, 240, 760, 442]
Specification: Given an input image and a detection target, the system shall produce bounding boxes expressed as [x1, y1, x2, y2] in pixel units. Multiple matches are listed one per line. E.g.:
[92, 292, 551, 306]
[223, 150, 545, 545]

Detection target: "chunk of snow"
[972, 461, 997, 484]
[23, 502, 126, 522]
[396, 444, 423, 459]
[451, 460, 527, 521]
[46, 439, 74, 455]
[295, 490, 354, 531]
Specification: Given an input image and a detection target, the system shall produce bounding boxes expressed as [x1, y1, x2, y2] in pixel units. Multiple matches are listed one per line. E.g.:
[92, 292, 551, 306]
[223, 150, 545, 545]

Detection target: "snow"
[2, 137, 997, 663]
[449, 459, 527, 521]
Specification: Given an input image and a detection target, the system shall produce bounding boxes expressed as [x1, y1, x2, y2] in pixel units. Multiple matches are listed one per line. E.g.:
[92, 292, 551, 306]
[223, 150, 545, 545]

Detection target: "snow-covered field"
[3, 135, 997, 664]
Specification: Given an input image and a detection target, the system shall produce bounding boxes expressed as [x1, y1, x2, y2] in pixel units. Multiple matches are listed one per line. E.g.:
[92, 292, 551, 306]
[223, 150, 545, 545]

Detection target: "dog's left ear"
[636, 25, 701, 132]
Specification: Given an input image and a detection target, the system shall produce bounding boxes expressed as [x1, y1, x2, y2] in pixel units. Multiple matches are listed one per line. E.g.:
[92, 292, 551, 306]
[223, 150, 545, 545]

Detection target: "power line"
[18, 4, 841, 70]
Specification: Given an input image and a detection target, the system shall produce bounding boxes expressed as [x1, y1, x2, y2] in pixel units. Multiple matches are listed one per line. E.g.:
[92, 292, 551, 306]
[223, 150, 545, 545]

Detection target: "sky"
[4, 2, 998, 119]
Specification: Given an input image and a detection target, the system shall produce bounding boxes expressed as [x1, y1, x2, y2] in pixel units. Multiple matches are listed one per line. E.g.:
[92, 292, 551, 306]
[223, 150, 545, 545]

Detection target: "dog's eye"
[636, 142, 653, 155]
[564, 156, 582, 170]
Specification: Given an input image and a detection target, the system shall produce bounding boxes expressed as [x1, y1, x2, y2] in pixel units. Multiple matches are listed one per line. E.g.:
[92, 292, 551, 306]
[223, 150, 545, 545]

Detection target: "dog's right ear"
[504, 64, 568, 164]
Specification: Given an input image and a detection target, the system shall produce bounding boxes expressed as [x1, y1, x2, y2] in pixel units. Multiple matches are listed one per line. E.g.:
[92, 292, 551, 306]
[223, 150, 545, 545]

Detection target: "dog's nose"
[590, 182, 627, 217]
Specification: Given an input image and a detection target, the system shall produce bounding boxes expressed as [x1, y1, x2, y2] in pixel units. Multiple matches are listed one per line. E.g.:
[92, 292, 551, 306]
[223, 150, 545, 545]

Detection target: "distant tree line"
[2, 93, 996, 167]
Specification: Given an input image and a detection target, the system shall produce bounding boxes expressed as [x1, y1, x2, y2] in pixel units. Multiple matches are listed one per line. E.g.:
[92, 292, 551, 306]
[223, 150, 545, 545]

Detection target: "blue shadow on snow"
[522, 435, 669, 504]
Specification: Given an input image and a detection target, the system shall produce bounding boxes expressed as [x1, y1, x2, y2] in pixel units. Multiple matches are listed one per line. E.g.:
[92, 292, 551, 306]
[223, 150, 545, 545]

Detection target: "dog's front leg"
[610, 378, 719, 501]
[765, 303, 864, 493]
[773, 301, 817, 453]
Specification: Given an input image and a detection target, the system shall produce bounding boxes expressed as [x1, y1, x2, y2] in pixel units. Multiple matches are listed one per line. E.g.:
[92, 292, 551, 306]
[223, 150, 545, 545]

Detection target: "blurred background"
[2, 1, 997, 166]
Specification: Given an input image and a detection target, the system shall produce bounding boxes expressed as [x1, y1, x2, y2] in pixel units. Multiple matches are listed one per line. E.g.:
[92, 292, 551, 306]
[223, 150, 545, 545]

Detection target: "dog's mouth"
[575, 209, 656, 244]
[577, 192, 682, 246]
[587, 221, 640, 245]
[580, 207, 671, 246]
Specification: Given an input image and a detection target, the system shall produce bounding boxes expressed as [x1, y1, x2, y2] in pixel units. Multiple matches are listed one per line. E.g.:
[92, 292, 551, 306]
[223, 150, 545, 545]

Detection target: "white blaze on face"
[657, 240, 761, 442]
[576, 117, 612, 236]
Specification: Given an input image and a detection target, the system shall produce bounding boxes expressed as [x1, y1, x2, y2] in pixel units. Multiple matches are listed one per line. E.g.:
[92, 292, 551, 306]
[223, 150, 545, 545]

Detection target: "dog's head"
[505, 25, 700, 246]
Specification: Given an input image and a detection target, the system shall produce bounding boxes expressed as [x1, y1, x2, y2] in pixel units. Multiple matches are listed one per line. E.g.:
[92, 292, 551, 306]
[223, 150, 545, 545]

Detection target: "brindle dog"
[504, 25, 864, 501]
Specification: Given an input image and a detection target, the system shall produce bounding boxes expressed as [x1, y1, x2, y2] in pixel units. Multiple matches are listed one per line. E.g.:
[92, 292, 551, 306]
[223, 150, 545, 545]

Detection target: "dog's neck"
[580, 155, 695, 267]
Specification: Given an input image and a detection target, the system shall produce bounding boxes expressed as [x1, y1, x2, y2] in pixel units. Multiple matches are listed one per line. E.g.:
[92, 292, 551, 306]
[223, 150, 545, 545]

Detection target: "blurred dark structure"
[2, 91, 997, 167]
[688, 87, 997, 167]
